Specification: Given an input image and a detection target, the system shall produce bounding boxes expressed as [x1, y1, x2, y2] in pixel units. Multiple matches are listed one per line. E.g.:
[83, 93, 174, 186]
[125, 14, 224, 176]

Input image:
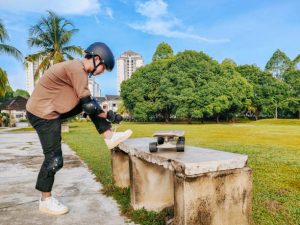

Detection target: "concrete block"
[118, 137, 252, 224]
[129, 156, 174, 212]
[61, 123, 69, 133]
[111, 148, 130, 188]
[174, 167, 252, 225]
[119, 138, 248, 176]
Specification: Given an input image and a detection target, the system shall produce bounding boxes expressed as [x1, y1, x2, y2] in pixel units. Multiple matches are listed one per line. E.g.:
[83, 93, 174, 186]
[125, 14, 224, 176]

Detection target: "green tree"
[152, 42, 174, 62]
[0, 83, 13, 102]
[265, 49, 292, 79]
[26, 11, 83, 80]
[292, 54, 300, 70]
[122, 50, 253, 123]
[266, 79, 291, 118]
[13, 89, 30, 98]
[283, 69, 300, 118]
[220, 58, 238, 68]
[121, 59, 172, 121]
[220, 59, 253, 121]
[158, 51, 252, 123]
[237, 65, 274, 119]
[169, 52, 252, 123]
[0, 68, 9, 97]
[238, 65, 291, 119]
[161, 50, 220, 123]
[0, 19, 22, 60]
[0, 19, 22, 97]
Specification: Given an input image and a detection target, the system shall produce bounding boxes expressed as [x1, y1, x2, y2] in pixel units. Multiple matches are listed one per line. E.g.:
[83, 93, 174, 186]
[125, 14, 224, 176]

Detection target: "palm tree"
[0, 19, 22, 97]
[26, 11, 83, 80]
[293, 54, 300, 69]
[0, 68, 9, 97]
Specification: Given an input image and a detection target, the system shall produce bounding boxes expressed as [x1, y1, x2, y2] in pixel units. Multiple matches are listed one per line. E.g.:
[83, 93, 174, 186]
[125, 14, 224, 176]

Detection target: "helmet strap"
[88, 55, 104, 78]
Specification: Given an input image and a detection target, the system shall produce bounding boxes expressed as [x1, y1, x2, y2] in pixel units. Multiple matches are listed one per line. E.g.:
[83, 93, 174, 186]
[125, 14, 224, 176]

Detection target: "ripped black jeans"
[27, 104, 111, 192]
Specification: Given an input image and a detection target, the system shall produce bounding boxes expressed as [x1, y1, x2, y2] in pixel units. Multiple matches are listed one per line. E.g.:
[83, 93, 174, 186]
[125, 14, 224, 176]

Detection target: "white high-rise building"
[117, 50, 144, 94]
[88, 77, 101, 97]
[26, 58, 44, 95]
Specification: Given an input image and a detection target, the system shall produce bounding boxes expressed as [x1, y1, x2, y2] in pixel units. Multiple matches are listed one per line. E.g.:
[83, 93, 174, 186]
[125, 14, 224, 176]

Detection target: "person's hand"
[98, 112, 107, 118]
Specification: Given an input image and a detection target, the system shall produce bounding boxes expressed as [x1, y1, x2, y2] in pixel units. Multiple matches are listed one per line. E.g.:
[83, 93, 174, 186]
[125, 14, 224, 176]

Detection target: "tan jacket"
[26, 59, 91, 119]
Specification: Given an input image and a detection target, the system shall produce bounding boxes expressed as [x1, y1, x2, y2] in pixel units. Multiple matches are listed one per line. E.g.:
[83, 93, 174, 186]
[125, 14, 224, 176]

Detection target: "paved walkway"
[0, 129, 136, 225]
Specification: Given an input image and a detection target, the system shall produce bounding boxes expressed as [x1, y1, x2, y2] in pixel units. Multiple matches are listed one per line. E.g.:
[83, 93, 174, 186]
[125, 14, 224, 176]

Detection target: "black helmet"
[85, 42, 115, 71]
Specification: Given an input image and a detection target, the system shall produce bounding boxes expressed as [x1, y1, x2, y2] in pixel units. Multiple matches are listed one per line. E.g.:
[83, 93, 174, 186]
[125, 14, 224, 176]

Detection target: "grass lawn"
[62, 119, 300, 225]
[9, 127, 35, 132]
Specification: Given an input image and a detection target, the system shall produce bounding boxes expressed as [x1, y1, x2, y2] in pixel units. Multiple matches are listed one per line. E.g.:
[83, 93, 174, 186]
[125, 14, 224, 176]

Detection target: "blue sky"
[0, 0, 300, 95]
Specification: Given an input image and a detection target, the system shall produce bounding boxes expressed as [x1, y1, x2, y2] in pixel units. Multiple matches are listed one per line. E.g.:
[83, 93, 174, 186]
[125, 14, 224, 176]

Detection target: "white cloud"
[130, 0, 229, 43]
[0, 0, 101, 15]
[105, 7, 114, 19]
[94, 15, 101, 24]
[93, 7, 113, 24]
[136, 0, 167, 19]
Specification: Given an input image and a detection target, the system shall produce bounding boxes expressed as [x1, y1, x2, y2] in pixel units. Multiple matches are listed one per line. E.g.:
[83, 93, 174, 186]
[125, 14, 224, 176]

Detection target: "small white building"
[95, 95, 121, 113]
[0, 96, 28, 127]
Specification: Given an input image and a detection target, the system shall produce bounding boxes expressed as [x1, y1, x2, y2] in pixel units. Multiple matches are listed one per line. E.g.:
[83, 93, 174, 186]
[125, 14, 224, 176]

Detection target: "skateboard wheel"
[176, 140, 185, 152]
[149, 142, 158, 152]
[178, 136, 185, 142]
[157, 136, 164, 145]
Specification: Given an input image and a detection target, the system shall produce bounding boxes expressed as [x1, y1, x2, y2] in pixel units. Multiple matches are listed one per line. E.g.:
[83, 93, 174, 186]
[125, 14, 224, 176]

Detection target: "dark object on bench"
[149, 130, 185, 153]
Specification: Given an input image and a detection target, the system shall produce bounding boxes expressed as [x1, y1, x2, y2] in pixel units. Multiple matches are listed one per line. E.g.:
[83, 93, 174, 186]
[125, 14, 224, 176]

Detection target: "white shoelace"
[51, 197, 61, 206]
[112, 125, 119, 133]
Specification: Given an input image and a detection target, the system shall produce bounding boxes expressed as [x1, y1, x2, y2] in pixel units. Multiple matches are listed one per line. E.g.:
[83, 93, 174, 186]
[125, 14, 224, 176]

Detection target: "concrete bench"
[111, 138, 252, 225]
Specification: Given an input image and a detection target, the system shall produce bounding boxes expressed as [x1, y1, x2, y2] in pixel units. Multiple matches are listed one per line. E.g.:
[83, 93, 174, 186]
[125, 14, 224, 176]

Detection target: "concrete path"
[0, 129, 136, 225]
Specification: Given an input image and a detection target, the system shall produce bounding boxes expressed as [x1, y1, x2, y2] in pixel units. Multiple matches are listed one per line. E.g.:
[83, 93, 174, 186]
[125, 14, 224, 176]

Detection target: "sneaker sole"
[39, 207, 69, 215]
[107, 130, 133, 149]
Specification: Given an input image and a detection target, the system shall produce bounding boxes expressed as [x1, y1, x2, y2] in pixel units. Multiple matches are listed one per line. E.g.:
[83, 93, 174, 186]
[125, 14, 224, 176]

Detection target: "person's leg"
[27, 111, 62, 195]
[26, 111, 68, 215]
[103, 129, 113, 139]
[89, 113, 112, 134]
[60, 104, 114, 139]
[88, 113, 132, 149]
[59, 104, 132, 149]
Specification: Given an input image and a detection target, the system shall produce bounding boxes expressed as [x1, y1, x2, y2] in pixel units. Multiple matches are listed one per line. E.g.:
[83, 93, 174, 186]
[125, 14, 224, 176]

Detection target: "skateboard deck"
[153, 130, 185, 137]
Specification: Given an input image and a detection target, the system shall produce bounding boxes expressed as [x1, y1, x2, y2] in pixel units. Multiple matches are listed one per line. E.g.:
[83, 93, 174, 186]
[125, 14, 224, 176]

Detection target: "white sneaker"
[39, 196, 69, 215]
[105, 129, 133, 149]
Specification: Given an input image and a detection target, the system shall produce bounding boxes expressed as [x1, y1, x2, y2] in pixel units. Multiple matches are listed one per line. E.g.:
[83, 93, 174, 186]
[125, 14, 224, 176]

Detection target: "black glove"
[107, 110, 123, 124]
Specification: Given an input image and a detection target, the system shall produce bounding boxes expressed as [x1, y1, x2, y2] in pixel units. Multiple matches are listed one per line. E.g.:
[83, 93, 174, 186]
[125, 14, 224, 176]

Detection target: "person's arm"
[80, 95, 112, 134]
[80, 95, 104, 116]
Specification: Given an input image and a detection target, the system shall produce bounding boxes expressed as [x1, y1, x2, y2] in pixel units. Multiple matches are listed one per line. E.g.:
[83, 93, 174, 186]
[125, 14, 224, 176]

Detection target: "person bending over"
[26, 42, 132, 215]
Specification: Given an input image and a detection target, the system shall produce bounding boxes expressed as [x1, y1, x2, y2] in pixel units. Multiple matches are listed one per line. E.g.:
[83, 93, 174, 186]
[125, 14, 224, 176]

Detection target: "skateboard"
[149, 130, 185, 153]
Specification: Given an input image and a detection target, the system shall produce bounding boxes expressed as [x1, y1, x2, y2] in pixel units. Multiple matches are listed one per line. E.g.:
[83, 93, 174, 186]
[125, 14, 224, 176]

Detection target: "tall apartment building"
[117, 50, 144, 94]
[25, 58, 44, 95]
[88, 76, 101, 97]
[26, 59, 101, 97]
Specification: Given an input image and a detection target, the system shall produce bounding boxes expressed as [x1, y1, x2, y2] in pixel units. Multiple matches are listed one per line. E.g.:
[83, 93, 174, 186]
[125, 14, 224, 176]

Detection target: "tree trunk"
[9, 110, 12, 127]
[255, 110, 259, 120]
[216, 115, 219, 123]
[165, 112, 169, 123]
[188, 116, 192, 124]
[274, 103, 278, 119]
[298, 109, 300, 119]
